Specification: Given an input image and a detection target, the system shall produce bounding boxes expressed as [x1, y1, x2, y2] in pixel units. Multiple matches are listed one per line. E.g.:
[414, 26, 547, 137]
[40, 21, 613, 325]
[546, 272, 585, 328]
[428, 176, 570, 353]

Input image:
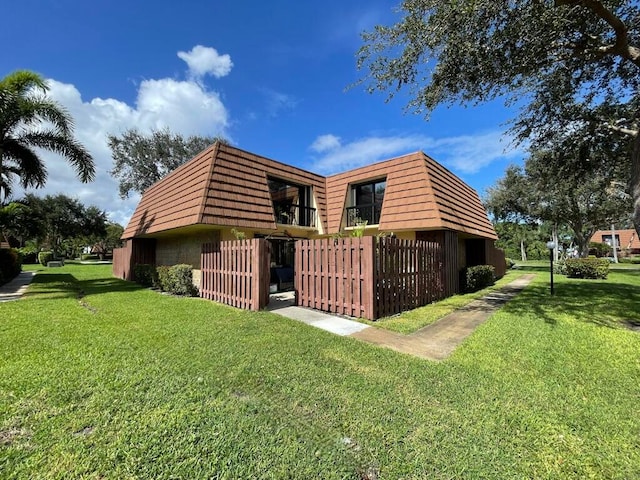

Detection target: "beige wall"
[156, 231, 221, 268]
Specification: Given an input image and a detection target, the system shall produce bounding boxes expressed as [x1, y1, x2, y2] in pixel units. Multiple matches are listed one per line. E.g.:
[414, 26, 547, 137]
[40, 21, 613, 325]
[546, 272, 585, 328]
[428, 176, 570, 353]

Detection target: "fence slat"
[200, 239, 270, 311]
[293, 236, 448, 320]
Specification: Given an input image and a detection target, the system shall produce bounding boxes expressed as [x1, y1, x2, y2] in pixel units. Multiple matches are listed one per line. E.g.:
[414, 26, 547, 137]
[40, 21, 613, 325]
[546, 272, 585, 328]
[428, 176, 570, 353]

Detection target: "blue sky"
[3, 0, 524, 225]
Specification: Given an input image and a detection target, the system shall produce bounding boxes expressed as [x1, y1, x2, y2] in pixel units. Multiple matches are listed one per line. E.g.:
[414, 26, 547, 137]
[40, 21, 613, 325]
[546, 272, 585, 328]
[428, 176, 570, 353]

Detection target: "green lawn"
[1, 264, 639, 479]
[370, 270, 523, 334]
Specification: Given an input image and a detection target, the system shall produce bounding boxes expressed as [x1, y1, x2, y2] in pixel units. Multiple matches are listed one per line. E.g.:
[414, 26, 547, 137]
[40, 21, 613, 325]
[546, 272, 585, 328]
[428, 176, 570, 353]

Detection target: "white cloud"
[177, 45, 233, 79]
[310, 134, 341, 153]
[310, 134, 427, 174]
[309, 131, 523, 175]
[261, 88, 298, 117]
[427, 132, 523, 174]
[14, 47, 231, 227]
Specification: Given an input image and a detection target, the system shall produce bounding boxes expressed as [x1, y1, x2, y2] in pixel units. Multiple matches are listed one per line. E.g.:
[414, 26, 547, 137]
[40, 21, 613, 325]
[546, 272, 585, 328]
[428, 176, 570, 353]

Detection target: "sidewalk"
[0, 271, 36, 302]
[271, 274, 536, 361]
[351, 274, 536, 360]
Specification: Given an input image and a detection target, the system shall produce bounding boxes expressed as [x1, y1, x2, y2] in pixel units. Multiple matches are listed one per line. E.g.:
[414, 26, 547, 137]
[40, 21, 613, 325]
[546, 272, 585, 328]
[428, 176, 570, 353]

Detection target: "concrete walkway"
[267, 292, 369, 336]
[270, 274, 536, 360]
[0, 271, 36, 302]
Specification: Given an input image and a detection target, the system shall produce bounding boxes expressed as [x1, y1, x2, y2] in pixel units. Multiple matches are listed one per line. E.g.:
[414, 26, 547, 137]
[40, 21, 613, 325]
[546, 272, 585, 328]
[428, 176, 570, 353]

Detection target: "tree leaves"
[107, 128, 223, 198]
[0, 70, 95, 201]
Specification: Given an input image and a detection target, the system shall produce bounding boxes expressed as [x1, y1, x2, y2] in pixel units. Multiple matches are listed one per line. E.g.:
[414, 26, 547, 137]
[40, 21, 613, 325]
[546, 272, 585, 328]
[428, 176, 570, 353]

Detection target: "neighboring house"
[118, 142, 501, 293]
[590, 229, 640, 255]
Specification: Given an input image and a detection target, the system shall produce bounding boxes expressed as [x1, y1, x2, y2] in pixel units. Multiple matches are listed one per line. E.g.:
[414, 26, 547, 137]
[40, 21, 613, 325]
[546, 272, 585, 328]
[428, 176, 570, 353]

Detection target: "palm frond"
[21, 130, 95, 182]
[2, 138, 47, 188]
[0, 71, 48, 97]
[18, 97, 73, 135]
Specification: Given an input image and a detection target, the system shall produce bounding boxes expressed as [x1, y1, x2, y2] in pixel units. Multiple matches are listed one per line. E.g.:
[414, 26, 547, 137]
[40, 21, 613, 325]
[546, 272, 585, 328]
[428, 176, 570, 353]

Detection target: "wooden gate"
[295, 237, 444, 320]
[200, 239, 271, 311]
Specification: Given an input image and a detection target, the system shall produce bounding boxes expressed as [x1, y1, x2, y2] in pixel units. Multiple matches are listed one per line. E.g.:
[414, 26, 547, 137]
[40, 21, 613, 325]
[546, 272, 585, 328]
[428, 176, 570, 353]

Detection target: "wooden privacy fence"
[200, 239, 271, 311]
[112, 238, 156, 281]
[295, 237, 444, 320]
[486, 244, 507, 279]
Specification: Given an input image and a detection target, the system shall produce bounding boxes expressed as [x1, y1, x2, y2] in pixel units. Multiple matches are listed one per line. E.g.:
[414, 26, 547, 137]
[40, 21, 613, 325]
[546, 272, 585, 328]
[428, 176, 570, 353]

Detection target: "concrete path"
[0, 271, 36, 302]
[267, 292, 369, 336]
[352, 274, 535, 360]
[269, 274, 535, 360]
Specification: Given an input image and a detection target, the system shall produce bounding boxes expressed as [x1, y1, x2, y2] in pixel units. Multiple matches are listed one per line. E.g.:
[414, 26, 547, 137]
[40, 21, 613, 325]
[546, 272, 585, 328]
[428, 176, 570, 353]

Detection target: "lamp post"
[546, 241, 556, 295]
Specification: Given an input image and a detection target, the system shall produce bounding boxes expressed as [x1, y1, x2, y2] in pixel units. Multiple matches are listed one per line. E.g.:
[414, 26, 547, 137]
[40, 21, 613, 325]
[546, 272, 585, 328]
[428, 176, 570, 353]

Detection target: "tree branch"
[606, 124, 639, 137]
[555, 0, 640, 65]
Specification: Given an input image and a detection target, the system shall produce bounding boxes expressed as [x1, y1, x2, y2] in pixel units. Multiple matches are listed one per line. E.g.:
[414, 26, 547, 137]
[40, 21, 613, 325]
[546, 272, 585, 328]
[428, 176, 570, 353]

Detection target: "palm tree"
[0, 70, 95, 203]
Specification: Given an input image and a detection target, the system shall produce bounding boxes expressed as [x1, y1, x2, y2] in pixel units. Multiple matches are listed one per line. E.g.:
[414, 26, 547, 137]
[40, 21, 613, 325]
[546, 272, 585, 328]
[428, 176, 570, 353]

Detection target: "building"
[117, 142, 501, 294]
[590, 229, 640, 255]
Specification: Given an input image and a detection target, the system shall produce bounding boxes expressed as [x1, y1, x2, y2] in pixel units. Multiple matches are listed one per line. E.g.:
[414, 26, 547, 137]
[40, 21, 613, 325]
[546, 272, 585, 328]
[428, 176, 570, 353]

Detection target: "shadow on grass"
[26, 272, 144, 300]
[503, 275, 640, 329]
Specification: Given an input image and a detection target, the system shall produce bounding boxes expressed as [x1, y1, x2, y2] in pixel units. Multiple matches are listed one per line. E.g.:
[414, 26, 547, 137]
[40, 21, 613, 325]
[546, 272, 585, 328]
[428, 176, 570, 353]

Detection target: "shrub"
[155, 264, 197, 296]
[0, 248, 22, 285]
[461, 265, 495, 293]
[18, 246, 38, 264]
[81, 254, 99, 261]
[565, 258, 609, 279]
[619, 257, 640, 264]
[589, 242, 611, 258]
[553, 260, 568, 275]
[505, 258, 516, 269]
[168, 264, 197, 296]
[155, 265, 172, 291]
[133, 264, 157, 287]
[38, 251, 54, 266]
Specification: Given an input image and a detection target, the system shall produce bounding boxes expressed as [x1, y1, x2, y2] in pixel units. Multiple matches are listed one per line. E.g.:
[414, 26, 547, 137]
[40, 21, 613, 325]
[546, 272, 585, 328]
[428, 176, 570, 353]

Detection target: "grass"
[1, 263, 639, 479]
[369, 270, 523, 334]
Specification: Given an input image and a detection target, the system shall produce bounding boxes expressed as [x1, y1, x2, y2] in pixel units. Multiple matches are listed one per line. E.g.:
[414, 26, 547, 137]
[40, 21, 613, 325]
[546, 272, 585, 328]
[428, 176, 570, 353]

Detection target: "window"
[268, 178, 316, 227]
[346, 179, 386, 227]
[602, 234, 620, 248]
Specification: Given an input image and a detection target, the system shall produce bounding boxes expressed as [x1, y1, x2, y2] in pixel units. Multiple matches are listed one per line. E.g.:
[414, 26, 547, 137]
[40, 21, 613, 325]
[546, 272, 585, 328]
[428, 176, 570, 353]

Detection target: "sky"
[2, 0, 525, 226]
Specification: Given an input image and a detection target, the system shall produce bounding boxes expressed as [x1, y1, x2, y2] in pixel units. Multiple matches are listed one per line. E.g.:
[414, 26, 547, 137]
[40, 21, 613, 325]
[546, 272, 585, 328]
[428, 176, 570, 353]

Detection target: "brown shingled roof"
[122, 143, 327, 239]
[325, 151, 497, 239]
[123, 144, 496, 241]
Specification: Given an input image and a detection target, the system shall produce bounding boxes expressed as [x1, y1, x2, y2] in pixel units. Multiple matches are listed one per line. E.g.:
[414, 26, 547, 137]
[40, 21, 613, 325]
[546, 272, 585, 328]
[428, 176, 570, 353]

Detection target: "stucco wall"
[156, 230, 221, 289]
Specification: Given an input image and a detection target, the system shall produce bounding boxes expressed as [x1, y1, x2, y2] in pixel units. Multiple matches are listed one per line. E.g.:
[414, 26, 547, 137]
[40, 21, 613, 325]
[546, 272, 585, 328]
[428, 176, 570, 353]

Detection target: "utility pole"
[611, 224, 618, 263]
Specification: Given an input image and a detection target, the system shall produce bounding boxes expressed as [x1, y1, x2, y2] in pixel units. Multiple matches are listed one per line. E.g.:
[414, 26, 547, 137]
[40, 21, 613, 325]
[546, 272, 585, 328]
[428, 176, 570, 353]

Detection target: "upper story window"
[602, 234, 620, 247]
[346, 179, 386, 227]
[268, 177, 316, 228]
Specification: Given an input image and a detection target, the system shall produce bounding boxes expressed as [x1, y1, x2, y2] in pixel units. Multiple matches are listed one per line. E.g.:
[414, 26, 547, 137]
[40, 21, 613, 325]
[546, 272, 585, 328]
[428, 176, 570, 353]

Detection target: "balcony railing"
[346, 203, 382, 227]
[274, 204, 316, 228]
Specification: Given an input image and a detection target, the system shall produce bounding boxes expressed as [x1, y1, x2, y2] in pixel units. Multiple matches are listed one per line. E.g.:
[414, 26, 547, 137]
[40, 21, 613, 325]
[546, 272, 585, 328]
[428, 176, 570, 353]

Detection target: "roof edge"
[196, 142, 221, 223]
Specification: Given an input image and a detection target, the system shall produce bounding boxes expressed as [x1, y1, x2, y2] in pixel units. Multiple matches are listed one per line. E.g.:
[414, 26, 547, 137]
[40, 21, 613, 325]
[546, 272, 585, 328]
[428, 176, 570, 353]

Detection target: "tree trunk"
[575, 232, 589, 257]
[632, 133, 640, 240]
[520, 239, 527, 262]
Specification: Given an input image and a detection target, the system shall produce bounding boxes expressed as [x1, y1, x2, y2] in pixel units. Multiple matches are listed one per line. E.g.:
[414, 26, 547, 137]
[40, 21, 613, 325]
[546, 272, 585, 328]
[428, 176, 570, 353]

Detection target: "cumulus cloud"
[15, 47, 231, 226]
[310, 134, 341, 153]
[177, 45, 233, 79]
[309, 131, 523, 175]
[310, 134, 427, 174]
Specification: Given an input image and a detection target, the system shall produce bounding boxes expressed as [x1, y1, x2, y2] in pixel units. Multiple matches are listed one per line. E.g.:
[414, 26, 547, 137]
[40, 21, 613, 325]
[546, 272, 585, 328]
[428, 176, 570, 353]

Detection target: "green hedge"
[38, 251, 54, 266]
[619, 257, 640, 264]
[156, 264, 197, 296]
[133, 264, 157, 287]
[461, 265, 496, 293]
[135, 264, 197, 296]
[0, 248, 22, 286]
[155, 265, 171, 291]
[565, 258, 609, 279]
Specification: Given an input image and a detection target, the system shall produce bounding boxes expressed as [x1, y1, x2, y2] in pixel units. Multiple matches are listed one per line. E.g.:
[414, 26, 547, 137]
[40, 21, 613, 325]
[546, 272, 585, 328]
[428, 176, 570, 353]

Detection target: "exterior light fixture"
[546, 241, 556, 295]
